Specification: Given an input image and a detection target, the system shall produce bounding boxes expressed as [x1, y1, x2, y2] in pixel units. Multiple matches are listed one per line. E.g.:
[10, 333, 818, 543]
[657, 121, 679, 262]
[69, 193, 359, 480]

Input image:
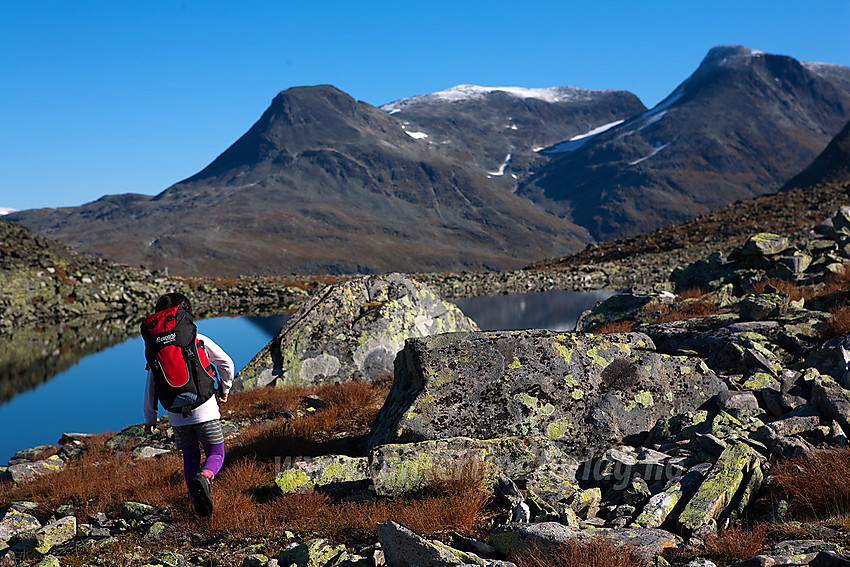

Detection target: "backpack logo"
[156, 333, 177, 344]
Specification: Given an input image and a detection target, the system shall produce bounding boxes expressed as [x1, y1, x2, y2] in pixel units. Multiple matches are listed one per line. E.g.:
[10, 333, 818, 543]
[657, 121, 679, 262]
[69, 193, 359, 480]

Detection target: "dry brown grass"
[745, 278, 815, 302]
[655, 298, 723, 323]
[593, 319, 635, 333]
[677, 287, 707, 301]
[0, 379, 495, 551]
[820, 304, 850, 341]
[772, 446, 850, 519]
[195, 456, 492, 542]
[509, 539, 649, 567]
[702, 524, 767, 562]
[1, 435, 186, 518]
[664, 524, 766, 565]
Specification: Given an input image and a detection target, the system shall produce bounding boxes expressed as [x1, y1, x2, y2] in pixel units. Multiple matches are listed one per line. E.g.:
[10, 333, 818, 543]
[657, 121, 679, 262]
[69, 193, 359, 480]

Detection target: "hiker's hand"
[217, 392, 228, 403]
[144, 424, 154, 435]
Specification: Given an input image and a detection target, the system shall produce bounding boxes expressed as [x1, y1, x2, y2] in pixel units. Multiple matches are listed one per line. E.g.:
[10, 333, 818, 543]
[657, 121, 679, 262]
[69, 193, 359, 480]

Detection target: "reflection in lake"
[0, 313, 291, 465]
[451, 289, 616, 331]
[0, 314, 140, 405]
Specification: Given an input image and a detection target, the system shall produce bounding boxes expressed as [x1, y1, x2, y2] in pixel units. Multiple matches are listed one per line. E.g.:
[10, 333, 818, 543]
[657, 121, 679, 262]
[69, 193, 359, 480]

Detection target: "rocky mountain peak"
[381, 84, 606, 113]
[700, 44, 766, 68]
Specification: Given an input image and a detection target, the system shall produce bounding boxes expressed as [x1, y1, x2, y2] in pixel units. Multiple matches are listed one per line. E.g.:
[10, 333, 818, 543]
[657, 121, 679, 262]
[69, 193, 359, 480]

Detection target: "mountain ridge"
[8, 45, 850, 278]
[517, 45, 850, 241]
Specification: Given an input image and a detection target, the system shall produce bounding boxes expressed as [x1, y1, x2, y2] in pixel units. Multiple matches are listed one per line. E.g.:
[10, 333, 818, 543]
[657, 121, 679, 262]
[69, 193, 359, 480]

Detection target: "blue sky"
[2, 1, 849, 211]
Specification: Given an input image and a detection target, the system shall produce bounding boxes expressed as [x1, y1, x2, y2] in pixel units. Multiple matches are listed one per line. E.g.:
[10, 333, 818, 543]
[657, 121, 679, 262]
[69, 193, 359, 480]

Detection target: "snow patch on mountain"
[618, 89, 684, 138]
[405, 131, 429, 139]
[538, 119, 624, 154]
[0, 207, 18, 216]
[382, 84, 606, 113]
[487, 154, 512, 176]
[630, 143, 669, 166]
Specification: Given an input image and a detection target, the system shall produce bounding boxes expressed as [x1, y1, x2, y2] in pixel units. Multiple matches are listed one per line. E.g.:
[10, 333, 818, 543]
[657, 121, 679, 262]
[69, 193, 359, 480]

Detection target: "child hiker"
[142, 292, 234, 516]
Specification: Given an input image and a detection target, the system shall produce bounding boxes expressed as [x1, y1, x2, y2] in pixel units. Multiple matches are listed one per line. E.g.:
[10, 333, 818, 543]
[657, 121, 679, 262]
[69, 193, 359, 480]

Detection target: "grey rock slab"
[235, 273, 478, 389]
[490, 522, 681, 563]
[0, 508, 41, 546]
[7, 455, 65, 484]
[378, 521, 481, 566]
[368, 330, 726, 457]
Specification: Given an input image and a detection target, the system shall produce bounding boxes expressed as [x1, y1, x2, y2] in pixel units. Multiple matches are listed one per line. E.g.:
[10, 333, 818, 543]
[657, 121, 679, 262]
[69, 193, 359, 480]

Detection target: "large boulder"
[367, 330, 726, 456]
[233, 274, 478, 389]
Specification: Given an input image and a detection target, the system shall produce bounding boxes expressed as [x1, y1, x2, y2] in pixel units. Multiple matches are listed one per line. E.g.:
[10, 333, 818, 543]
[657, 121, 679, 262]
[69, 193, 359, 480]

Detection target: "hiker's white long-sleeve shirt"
[143, 333, 235, 427]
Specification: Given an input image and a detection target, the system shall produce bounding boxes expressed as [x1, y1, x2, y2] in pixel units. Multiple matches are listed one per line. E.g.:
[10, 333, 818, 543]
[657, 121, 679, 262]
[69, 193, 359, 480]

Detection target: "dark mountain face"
[782, 119, 850, 190]
[380, 85, 646, 189]
[9, 85, 592, 276]
[517, 46, 850, 241]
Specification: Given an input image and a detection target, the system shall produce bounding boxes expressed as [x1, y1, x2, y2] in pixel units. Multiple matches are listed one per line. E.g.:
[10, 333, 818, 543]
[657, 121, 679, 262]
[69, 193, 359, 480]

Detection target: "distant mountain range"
[8, 45, 850, 277]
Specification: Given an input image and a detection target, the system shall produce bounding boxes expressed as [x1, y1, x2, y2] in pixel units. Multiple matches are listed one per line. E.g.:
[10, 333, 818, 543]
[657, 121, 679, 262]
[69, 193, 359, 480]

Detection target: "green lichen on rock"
[233, 274, 478, 390]
[368, 329, 724, 456]
[278, 538, 348, 567]
[677, 442, 760, 532]
[274, 469, 311, 494]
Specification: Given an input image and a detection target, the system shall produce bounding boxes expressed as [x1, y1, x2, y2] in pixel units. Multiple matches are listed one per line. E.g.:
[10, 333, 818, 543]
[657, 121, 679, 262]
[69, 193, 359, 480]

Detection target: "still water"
[0, 289, 614, 464]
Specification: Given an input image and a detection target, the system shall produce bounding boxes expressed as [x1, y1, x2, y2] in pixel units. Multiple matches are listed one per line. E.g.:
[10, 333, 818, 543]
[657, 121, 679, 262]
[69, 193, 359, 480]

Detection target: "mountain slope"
[782, 119, 850, 190]
[9, 86, 592, 276]
[518, 46, 850, 241]
[380, 84, 646, 189]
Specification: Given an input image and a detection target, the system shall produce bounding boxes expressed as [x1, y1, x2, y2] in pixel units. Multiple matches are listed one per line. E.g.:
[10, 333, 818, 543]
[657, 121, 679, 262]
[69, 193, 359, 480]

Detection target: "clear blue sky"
[2, 0, 848, 211]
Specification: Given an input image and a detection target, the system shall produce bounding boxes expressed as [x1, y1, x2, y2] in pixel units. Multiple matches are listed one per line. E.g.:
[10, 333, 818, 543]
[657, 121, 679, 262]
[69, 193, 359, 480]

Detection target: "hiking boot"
[189, 473, 213, 516]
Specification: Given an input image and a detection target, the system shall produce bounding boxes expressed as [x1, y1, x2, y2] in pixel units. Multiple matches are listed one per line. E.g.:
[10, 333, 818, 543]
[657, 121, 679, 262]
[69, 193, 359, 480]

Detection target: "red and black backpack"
[140, 305, 219, 417]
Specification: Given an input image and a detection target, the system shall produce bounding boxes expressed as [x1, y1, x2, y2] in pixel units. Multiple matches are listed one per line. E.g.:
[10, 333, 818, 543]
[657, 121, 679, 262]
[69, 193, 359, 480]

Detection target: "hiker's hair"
[155, 292, 193, 317]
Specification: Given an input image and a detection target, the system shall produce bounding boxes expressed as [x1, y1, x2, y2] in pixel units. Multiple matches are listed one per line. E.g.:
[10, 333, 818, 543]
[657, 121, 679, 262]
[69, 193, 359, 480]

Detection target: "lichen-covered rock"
[367, 330, 726, 457]
[676, 442, 762, 533]
[369, 436, 579, 513]
[234, 274, 478, 389]
[278, 538, 348, 567]
[739, 233, 790, 257]
[274, 455, 370, 496]
[806, 334, 850, 385]
[11, 516, 76, 556]
[489, 522, 681, 563]
[739, 291, 790, 322]
[7, 455, 65, 484]
[809, 369, 850, 438]
[632, 463, 711, 528]
[377, 521, 477, 567]
[0, 507, 41, 546]
[118, 501, 157, 521]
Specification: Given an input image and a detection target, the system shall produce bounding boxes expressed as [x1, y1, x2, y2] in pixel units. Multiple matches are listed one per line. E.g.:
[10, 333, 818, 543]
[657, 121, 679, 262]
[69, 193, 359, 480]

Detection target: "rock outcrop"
[367, 329, 725, 454]
[233, 274, 478, 389]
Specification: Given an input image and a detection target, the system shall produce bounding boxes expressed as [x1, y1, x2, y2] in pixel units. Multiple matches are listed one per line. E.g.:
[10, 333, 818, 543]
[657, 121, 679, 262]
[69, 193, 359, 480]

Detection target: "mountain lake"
[0, 288, 615, 464]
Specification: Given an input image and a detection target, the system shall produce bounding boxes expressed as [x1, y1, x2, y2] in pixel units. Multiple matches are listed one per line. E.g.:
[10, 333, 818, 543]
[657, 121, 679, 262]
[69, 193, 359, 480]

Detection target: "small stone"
[119, 501, 156, 521]
[144, 521, 168, 541]
[241, 554, 269, 567]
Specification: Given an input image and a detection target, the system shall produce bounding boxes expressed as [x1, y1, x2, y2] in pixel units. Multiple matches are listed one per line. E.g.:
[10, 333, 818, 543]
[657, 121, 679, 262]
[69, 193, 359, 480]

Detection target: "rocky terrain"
[5, 202, 850, 565]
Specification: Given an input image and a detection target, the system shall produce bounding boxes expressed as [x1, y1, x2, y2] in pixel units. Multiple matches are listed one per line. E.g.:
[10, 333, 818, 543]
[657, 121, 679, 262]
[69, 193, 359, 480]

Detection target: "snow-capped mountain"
[517, 45, 850, 241]
[380, 84, 646, 188]
[0, 208, 18, 216]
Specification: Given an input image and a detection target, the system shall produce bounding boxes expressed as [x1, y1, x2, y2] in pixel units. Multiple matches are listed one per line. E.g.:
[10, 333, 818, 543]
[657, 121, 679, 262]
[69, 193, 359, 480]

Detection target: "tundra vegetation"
[7, 205, 850, 565]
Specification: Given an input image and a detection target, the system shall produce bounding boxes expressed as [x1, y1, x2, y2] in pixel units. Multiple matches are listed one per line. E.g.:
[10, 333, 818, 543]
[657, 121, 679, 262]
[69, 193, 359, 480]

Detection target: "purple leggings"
[181, 442, 225, 488]
[172, 420, 225, 489]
